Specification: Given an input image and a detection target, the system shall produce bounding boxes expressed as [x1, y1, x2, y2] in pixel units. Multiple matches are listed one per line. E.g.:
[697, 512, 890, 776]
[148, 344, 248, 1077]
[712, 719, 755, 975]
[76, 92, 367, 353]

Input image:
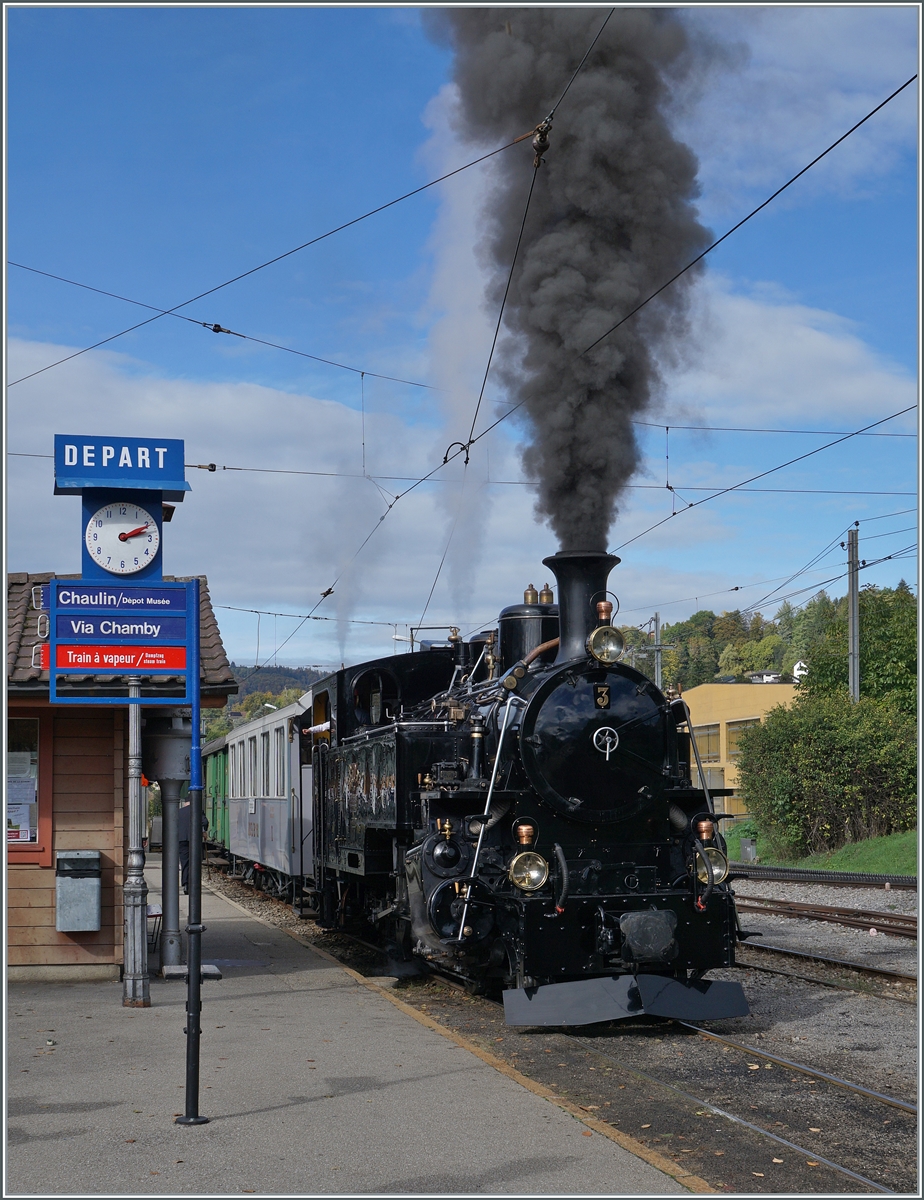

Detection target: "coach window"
[248, 737, 257, 795]
[228, 743, 236, 798]
[693, 724, 720, 762]
[7, 713, 53, 867]
[261, 731, 270, 797]
[274, 727, 285, 797]
[237, 742, 246, 797]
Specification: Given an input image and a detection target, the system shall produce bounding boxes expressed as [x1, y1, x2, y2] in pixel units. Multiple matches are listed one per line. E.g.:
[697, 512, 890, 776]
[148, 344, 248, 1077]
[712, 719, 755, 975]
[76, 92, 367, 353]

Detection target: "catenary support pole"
[847, 525, 860, 701]
[177, 579, 207, 1124]
[123, 677, 150, 1006]
[654, 612, 662, 690]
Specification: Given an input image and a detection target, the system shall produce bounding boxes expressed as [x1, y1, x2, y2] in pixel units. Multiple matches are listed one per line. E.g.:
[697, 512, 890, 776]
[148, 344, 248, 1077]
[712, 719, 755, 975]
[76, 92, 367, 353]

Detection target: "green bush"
[736, 692, 917, 858]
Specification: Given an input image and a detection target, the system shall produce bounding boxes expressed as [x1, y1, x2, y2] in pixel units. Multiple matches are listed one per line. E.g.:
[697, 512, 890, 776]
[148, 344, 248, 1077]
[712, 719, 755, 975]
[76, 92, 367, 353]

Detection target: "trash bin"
[55, 850, 102, 931]
[739, 838, 757, 863]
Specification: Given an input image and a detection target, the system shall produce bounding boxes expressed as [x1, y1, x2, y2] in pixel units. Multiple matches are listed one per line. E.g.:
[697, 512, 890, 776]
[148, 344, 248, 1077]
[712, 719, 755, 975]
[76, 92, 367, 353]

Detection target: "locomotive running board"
[503, 974, 749, 1026]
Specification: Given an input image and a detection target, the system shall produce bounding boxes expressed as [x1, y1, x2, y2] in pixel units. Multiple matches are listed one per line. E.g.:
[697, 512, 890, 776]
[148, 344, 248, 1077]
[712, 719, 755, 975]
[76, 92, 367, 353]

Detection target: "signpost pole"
[122, 677, 150, 1007]
[177, 579, 208, 1125]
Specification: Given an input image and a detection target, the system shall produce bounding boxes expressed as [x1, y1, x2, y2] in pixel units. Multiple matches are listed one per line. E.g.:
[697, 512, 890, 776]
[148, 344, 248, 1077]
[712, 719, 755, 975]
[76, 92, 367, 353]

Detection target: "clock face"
[85, 501, 161, 575]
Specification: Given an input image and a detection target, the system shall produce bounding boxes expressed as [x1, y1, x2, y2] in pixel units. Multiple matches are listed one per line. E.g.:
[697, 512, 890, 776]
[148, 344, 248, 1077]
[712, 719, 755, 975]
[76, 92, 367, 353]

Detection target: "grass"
[725, 826, 917, 876]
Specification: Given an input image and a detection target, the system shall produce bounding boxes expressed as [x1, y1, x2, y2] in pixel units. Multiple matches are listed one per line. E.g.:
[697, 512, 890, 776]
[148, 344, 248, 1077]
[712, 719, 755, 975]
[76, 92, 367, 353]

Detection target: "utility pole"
[646, 614, 674, 691]
[847, 524, 860, 701]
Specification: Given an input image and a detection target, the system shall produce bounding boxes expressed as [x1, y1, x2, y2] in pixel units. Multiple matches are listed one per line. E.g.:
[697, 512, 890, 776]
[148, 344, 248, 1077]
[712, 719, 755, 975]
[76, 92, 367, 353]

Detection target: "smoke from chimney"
[426, 8, 711, 551]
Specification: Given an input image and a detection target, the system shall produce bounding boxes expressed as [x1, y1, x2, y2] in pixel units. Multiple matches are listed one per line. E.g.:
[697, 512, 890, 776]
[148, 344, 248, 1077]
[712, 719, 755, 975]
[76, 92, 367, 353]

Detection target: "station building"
[6, 571, 236, 981]
[681, 682, 798, 820]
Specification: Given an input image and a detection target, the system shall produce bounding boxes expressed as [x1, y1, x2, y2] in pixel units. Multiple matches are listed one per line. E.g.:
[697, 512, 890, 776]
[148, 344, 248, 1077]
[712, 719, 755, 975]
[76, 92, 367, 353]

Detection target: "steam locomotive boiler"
[308, 551, 749, 1026]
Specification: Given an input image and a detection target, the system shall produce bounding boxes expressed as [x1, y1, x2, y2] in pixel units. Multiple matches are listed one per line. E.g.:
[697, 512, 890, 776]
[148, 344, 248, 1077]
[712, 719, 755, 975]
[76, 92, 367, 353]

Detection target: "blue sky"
[5, 5, 919, 668]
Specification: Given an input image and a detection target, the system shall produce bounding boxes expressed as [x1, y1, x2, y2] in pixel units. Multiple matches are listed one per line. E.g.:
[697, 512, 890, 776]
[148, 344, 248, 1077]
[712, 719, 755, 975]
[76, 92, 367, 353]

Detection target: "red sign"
[53, 644, 187, 671]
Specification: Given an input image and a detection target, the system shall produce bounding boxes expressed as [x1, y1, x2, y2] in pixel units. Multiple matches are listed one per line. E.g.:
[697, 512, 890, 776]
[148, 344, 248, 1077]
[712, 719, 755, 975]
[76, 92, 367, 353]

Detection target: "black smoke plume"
[427, 8, 710, 551]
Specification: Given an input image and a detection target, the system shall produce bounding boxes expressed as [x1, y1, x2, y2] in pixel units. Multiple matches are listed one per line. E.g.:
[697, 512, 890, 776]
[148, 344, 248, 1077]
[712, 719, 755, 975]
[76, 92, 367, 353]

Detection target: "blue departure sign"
[54, 435, 190, 498]
[45, 579, 198, 707]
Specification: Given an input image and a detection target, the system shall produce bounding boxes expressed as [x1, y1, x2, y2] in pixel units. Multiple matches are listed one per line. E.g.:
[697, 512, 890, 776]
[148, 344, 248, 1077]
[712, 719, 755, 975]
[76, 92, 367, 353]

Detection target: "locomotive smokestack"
[543, 551, 619, 664]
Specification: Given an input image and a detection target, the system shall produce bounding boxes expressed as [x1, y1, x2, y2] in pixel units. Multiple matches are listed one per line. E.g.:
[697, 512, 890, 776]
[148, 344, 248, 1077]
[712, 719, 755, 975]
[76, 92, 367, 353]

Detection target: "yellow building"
[681, 683, 797, 821]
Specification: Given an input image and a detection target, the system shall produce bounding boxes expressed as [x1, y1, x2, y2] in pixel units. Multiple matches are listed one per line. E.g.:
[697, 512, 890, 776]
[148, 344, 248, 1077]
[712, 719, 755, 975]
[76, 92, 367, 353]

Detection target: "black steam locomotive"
[307, 552, 749, 1025]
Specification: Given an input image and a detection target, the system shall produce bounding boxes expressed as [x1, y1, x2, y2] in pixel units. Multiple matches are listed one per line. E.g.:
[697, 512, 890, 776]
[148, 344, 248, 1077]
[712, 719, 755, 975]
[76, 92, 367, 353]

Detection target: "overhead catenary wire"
[632, 420, 914, 438]
[610, 404, 917, 553]
[4, 450, 916, 499]
[7, 262, 436, 391]
[416, 464, 469, 630]
[463, 163, 541, 451]
[7, 128, 549, 389]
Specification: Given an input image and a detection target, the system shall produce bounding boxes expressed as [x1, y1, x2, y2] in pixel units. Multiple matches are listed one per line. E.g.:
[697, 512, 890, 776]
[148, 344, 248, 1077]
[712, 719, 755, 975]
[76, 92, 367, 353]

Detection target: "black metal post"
[176, 578, 208, 1125]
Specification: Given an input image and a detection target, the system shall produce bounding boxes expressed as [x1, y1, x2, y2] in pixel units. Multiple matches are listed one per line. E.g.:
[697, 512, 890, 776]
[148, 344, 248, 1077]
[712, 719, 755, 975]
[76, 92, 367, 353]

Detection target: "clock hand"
[118, 523, 152, 542]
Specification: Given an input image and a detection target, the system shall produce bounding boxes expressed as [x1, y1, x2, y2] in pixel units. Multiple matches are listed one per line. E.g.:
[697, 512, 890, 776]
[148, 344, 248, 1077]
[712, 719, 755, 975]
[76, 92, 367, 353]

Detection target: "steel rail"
[730, 864, 917, 889]
[735, 946, 916, 1003]
[735, 897, 917, 938]
[674, 1022, 916, 1114]
[430, 972, 904, 1192]
[738, 941, 917, 984]
[556, 1034, 898, 1196]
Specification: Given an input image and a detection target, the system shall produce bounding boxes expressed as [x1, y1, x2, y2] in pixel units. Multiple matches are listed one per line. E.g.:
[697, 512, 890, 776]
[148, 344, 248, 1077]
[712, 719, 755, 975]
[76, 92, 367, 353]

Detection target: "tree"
[736, 693, 916, 857]
[799, 582, 917, 715]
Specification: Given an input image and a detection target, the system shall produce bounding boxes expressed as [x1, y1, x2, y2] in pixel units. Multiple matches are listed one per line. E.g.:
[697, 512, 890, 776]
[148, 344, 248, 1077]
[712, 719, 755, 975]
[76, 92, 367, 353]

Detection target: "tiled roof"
[7, 572, 237, 699]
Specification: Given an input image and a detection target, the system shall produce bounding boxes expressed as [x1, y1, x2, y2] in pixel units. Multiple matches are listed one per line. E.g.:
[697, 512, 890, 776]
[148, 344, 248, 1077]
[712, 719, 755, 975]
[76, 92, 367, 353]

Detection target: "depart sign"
[53, 434, 190, 498]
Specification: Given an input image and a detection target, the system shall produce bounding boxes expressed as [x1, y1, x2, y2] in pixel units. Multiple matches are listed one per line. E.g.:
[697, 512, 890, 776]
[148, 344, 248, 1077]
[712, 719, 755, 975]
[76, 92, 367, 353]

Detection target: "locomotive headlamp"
[694, 846, 729, 885]
[508, 851, 549, 891]
[587, 624, 625, 664]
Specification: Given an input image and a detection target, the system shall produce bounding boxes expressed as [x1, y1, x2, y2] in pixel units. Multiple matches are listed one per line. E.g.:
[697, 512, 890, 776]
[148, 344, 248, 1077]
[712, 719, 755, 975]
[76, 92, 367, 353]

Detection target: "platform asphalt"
[7, 866, 693, 1197]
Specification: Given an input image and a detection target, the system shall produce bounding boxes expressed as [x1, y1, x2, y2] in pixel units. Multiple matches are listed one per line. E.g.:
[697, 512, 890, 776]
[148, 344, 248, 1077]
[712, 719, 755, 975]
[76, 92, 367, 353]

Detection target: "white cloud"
[676, 5, 919, 217]
[662, 274, 917, 428]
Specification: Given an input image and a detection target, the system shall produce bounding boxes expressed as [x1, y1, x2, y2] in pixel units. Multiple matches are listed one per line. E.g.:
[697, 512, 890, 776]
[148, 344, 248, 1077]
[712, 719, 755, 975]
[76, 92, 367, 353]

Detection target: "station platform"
[7, 866, 691, 1197]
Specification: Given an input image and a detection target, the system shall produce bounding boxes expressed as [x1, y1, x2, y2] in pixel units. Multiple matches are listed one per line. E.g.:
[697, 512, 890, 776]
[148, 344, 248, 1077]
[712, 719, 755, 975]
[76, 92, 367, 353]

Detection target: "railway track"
[209, 879, 916, 1194]
[671, 1021, 916, 1116]
[734, 895, 918, 938]
[424, 967, 913, 1194]
[737, 941, 917, 999]
[561, 1029, 905, 1196]
[730, 863, 917, 890]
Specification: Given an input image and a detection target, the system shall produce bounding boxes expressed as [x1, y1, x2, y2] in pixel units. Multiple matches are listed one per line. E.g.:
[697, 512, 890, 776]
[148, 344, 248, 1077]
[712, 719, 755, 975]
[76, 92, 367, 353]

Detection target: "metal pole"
[847, 526, 860, 701]
[123, 678, 150, 1006]
[654, 612, 662, 690]
[160, 781, 183, 968]
[177, 579, 207, 1124]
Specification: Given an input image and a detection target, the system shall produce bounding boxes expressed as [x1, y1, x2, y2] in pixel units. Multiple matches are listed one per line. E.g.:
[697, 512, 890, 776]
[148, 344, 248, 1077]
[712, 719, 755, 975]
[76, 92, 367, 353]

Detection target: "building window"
[275, 727, 286, 797]
[261, 731, 270, 797]
[7, 718, 39, 843]
[727, 719, 759, 758]
[7, 711, 53, 866]
[693, 724, 720, 762]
